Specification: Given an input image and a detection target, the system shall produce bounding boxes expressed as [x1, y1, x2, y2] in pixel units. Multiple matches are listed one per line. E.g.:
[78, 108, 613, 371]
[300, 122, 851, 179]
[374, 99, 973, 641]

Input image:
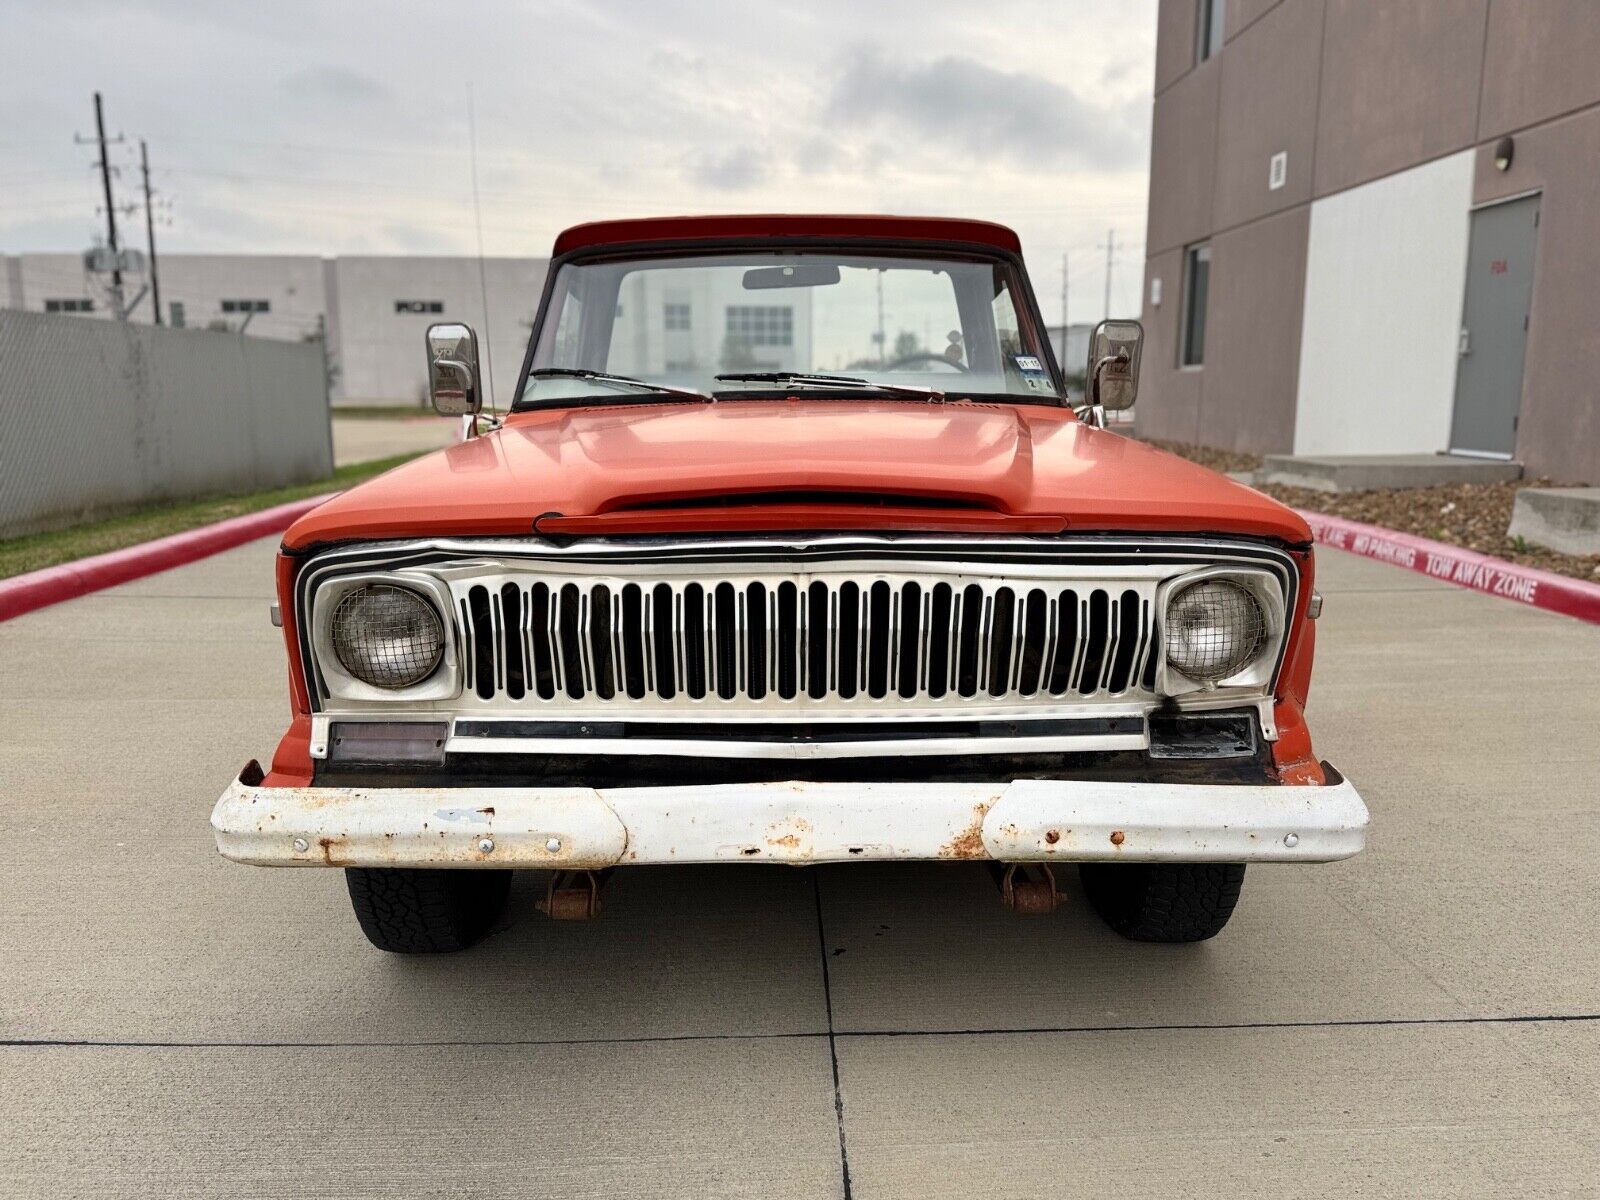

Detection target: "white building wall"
[159, 255, 328, 338]
[328, 256, 547, 407]
[606, 269, 813, 380]
[1293, 150, 1475, 456]
[1, 252, 548, 406]
[9, 253, 327, 336]
[1047, 323, 1094, 377]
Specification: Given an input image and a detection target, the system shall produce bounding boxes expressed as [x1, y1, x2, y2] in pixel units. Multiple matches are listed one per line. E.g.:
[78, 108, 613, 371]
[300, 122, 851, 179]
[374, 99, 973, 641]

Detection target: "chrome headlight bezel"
[1155, 567, 1287, 699]
[311, 572, 462, 702]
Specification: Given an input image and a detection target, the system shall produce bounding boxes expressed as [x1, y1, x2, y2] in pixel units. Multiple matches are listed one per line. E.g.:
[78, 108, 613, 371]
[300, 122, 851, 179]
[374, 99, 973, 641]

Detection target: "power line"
[1100, 228, 1118, 322]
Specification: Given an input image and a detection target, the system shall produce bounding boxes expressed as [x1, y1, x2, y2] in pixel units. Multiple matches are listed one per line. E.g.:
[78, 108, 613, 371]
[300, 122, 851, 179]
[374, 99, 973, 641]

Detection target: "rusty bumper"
[211, 764, 1368, 868]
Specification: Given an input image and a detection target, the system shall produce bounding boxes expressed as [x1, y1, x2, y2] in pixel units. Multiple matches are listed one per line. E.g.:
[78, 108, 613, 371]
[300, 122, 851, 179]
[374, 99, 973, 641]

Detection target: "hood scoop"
[609, 489, 994, 513]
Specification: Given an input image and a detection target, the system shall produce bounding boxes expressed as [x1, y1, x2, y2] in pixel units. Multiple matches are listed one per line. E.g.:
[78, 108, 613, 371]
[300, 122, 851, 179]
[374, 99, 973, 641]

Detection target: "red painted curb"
[1299, 509, 1600, 625]
[0, 494, 335, 623]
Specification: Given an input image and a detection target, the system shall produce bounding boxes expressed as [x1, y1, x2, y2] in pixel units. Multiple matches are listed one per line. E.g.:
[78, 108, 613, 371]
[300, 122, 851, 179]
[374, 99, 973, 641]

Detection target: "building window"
[169, 301, 186, 328]
[1180, 243, 1211, 367]
[663, 302, 691, 332]
[221, 299, 270, 314]
[1196, 0, 1225, 62]
[725, 305, 793, 347]
[394, 300, 444, 314]
[44, 298, 94, 313]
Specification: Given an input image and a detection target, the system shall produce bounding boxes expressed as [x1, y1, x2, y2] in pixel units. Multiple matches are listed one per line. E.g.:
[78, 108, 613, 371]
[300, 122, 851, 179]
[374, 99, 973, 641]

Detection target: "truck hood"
[285, 400, 1310, 549]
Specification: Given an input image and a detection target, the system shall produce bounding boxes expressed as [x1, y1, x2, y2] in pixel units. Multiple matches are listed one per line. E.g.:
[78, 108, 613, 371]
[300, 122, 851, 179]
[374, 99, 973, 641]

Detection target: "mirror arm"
[1078, 351, 1129, 429]
[434, 357, 475, 392]
[459, 411, 504, 440]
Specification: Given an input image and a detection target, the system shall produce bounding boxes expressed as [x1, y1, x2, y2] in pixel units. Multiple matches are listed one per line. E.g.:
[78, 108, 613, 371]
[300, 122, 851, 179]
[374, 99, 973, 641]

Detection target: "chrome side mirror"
[426, 323, 482, 416]
[1087, 319, 1144, 413]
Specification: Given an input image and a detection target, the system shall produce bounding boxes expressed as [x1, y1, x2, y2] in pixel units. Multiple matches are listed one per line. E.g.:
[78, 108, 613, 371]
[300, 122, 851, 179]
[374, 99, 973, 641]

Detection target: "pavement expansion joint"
[812, 867, 856, 1200]
[3, 1012, 1596, 1052]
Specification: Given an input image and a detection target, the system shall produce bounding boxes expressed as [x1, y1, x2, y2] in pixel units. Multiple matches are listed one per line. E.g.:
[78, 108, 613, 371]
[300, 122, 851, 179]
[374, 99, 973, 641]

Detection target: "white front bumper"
[211, 766, 1368, 868]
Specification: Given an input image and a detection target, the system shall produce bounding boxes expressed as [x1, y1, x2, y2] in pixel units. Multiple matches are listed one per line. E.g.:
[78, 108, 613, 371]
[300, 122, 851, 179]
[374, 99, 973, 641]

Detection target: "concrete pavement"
[0, 540, 1596, 1197]
[332, 414, 456, 467]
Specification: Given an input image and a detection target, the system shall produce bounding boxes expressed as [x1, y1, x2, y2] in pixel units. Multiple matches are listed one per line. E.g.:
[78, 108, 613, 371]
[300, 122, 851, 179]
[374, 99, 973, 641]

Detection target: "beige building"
[1138, 0, 1600, 484]
[1, 253, 548, 407]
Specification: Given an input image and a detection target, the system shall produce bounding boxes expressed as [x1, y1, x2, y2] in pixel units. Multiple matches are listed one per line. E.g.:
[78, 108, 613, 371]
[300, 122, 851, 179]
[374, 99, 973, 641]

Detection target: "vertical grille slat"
[1108, 589, 1143, 694]
[447, 568, 1168, 709]
[468, 585, 495, 700]
[501, 584, 525, 701]
[915, 586, 933, 696]
[620, 584, 646, 699]
[1077, 589, 1110, 696]
[896, 582, 921, 700]
[553, 586, 570, 697]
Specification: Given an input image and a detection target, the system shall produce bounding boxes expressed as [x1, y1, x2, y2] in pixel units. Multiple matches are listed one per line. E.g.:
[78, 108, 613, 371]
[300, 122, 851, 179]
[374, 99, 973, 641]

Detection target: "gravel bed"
[1143, 439, 1600, 583]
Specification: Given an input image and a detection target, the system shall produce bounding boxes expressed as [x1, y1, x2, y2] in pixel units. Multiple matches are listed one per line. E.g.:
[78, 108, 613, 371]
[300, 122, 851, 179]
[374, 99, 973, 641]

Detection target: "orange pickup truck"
[212, 215, 1366, 953]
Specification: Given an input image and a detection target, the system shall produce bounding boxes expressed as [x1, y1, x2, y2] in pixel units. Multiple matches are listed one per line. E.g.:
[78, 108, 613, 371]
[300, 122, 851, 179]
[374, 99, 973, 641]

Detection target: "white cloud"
[280, 65, 390, 104]
[0, 0, 1156, 322]
[826, 48, 1145, 169]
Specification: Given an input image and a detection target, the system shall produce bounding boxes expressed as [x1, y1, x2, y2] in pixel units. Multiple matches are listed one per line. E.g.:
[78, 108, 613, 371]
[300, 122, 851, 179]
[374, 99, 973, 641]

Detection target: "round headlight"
[330, 584, 444, 688]
[1164, 579, 1266, 682]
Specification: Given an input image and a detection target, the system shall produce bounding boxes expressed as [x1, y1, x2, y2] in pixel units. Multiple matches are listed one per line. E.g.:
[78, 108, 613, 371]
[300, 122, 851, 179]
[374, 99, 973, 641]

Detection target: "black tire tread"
[1079, 862, 1246, 942]
[345, 867, 512, 953]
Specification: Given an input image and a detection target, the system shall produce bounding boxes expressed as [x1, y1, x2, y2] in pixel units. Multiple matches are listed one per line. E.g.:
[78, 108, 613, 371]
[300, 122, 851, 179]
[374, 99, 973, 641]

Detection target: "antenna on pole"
[1100, 229, 1117, 322]
[875, 270, 885, 365]
[1060, 250, 1069, 363]
[76, 92, 127, 320]
[467, 84, 497, 414]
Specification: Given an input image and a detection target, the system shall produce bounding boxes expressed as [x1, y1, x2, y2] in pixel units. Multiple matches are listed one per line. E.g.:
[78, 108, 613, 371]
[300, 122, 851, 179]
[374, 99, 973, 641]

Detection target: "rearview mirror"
[426, 323, 482, 416]
[742, 263, 842, 290]
[1087, 319, 1143, 411]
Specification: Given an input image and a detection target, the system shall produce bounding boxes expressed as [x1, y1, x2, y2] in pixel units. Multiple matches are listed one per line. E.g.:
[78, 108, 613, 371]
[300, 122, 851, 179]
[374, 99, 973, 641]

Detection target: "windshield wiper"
[714, 371, 944, 403]
[526, 368, 711, 402]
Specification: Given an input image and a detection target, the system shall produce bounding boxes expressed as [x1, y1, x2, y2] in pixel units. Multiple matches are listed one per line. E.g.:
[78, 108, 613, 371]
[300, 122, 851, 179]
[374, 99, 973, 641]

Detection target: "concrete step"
[1258, 453, 1523, 493]
[1508, 487, 1600, 556]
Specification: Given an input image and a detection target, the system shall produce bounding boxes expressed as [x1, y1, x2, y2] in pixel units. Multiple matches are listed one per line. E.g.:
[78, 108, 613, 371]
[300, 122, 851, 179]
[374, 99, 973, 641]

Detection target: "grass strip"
[0, 451, 424, 580]
[330, 405, 436, 420]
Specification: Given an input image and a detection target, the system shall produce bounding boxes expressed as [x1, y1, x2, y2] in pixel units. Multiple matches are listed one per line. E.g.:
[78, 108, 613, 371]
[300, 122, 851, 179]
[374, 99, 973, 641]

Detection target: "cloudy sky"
[1, 0, 1156, 324]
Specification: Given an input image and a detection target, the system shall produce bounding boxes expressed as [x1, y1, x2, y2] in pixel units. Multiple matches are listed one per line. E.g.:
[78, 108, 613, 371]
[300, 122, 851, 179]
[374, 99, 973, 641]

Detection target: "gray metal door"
[1450, 194, 1540, 458]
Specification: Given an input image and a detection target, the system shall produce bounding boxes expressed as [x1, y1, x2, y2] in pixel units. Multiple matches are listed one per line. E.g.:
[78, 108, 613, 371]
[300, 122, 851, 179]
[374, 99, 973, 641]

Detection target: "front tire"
[345, 867, 512, 953]
[1079, 862, 1246, 942]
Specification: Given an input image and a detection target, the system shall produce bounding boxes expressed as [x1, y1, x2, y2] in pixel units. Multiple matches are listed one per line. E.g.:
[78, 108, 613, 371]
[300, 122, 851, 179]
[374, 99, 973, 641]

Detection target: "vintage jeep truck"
[212, 215, 1367, 952]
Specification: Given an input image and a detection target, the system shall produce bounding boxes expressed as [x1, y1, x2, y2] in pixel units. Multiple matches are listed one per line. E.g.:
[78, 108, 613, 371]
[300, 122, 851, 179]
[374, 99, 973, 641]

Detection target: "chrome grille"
[449, 573, 1160, 709]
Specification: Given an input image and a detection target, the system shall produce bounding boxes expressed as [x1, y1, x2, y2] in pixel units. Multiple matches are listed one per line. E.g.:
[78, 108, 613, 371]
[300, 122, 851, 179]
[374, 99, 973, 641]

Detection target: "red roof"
[551, 214, 1023, 257]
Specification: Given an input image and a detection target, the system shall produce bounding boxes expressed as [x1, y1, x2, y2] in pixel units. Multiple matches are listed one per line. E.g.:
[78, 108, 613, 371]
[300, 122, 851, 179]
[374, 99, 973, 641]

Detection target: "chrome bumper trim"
[212, 765, 1368, 867]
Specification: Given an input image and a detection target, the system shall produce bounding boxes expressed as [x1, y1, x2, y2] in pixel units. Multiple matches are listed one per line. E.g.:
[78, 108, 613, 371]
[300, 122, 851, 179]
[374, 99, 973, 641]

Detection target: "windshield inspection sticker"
[1013, 354, 1052, 391]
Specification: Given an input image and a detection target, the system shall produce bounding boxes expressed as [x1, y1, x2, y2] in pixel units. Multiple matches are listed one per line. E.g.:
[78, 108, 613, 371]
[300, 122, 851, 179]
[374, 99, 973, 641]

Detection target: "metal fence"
[0, 311, 333, 536]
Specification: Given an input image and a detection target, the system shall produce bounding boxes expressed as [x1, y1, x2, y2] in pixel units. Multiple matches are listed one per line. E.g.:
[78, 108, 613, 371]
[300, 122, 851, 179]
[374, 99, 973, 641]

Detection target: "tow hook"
[995, 863, 1061, 915]
[537, 869, 609, 920]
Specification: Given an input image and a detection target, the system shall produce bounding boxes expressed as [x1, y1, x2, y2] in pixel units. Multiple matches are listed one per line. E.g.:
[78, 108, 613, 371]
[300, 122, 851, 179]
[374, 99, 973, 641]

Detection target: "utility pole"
[139, 139, 162, 325]
[1101, 229, 1117, 322]
[76, 92, 127, 319]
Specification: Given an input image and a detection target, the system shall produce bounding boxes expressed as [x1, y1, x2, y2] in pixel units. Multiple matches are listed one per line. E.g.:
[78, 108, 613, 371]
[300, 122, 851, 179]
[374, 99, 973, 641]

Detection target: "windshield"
[518, 249, 1061, 407]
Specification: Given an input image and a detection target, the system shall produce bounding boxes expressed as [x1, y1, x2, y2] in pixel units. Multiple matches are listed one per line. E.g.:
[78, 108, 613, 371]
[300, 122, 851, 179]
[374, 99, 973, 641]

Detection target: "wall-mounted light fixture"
[1493, 136, 1515, 172]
